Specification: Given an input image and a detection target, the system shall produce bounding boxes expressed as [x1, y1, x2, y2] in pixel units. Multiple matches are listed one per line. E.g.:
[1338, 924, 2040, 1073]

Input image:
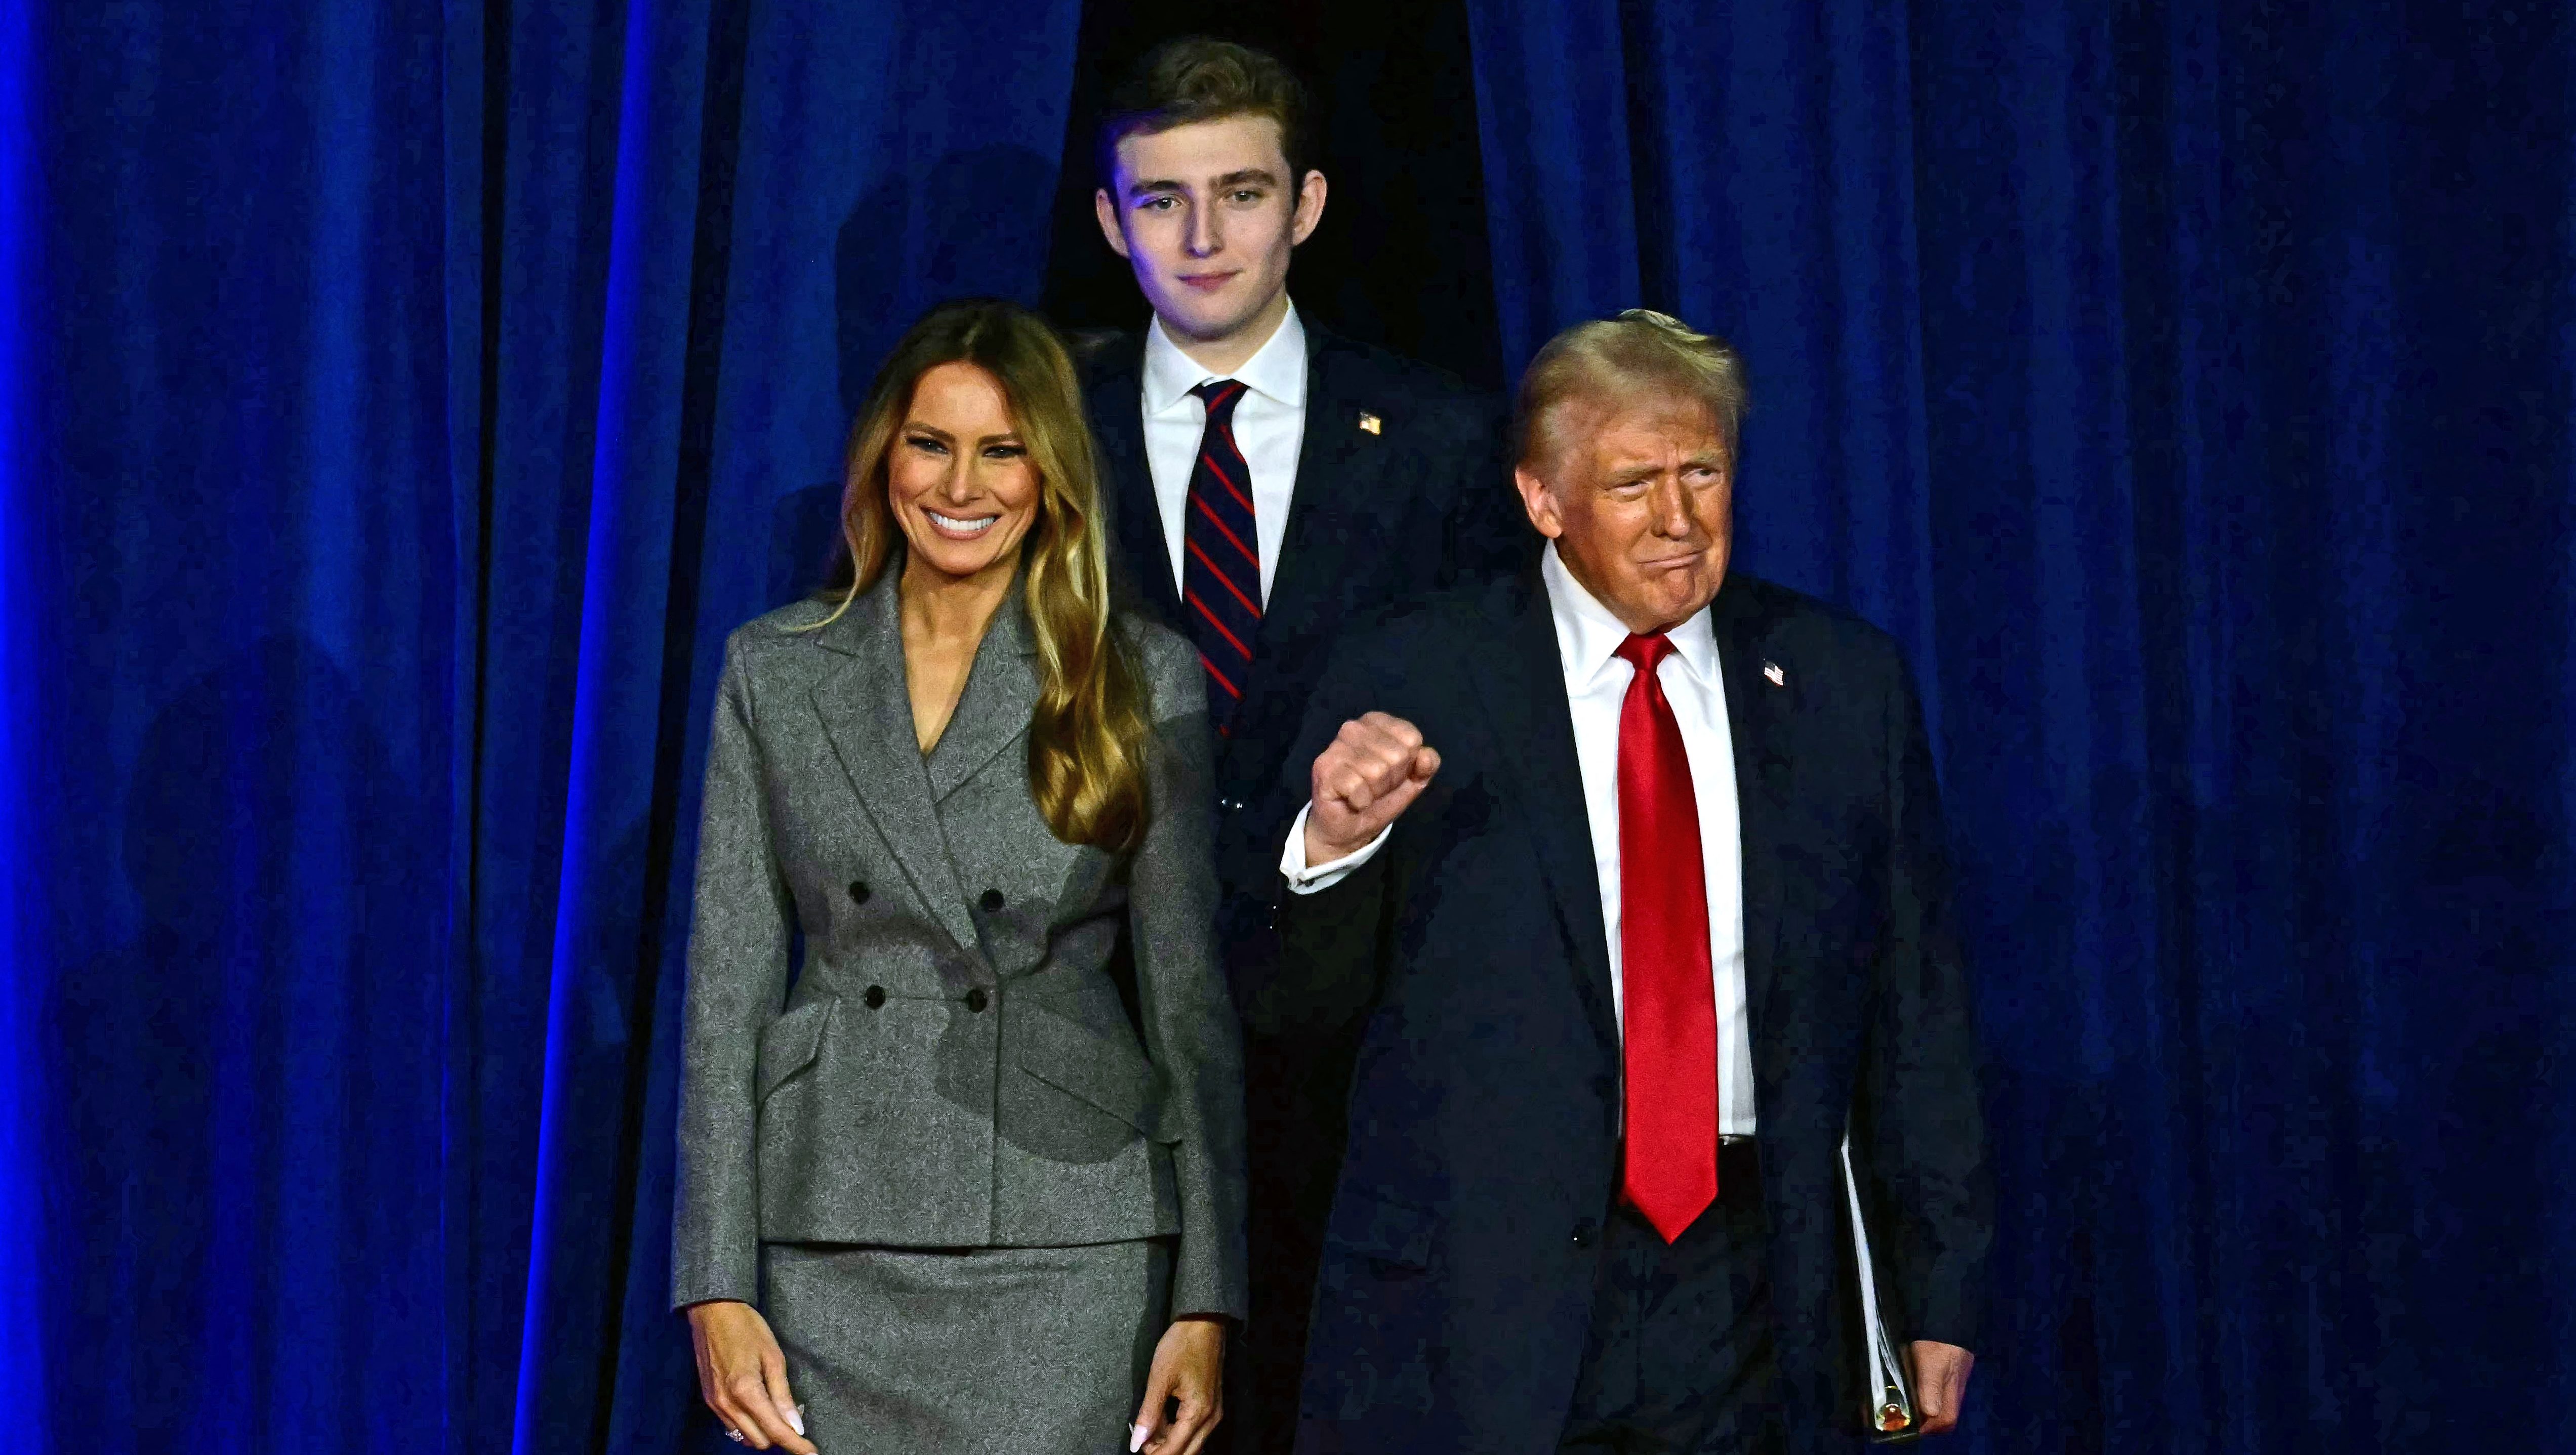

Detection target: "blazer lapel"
[1467, 573, 1621, 1054]
[1712, 577, 1791, 1040]
[924, 593, 1040, 801]
[1255, 324, 1377, 661]
[1088, 336, 1180, 620]
[805, 573, 979, 954]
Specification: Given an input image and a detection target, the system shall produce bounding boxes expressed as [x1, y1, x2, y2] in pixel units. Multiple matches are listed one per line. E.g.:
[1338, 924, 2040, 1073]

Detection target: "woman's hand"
[1130, 1315, 1228, 1455]
[684, 1300, 816, 1454]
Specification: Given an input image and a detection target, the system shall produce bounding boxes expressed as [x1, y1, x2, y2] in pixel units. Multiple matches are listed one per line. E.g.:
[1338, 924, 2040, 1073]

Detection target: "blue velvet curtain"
[2, 2, 1078, 1450]
[1468, 0, 2575, 1449]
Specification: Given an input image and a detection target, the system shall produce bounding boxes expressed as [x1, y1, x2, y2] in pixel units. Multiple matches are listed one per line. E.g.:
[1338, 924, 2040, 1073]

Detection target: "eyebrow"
[1604, 451, 1728, 482]
[1124, 167, 1281, 199]
[902, 422, 1024, 447]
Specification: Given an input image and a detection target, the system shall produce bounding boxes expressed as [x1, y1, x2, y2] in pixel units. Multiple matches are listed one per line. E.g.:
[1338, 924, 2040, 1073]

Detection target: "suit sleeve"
[1129, 641, 1252, 1320]
[671, 637, 795, 1309]
[1859, 655, 1994, 1349]
[1436, 390, 1531, 587]
[1241, 629, 1400, 1041]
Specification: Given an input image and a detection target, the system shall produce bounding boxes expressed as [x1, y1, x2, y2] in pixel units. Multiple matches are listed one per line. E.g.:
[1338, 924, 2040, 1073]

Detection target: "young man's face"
[1095, 112, 1327, 354]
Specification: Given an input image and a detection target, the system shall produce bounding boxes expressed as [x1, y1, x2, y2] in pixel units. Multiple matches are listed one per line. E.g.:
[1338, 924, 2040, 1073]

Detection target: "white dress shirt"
[1140, 303, 1309, 604]
[1281, 544, 1756, 1136]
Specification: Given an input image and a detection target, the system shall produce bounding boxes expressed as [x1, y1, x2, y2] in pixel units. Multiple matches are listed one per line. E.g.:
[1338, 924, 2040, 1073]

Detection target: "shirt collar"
[1141, 300, 1308, 415]
[1540, 543, 1722, 691]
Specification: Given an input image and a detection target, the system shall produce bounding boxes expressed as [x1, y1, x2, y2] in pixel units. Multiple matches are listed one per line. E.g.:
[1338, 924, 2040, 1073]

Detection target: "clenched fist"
[1304, 712, 1441, 865]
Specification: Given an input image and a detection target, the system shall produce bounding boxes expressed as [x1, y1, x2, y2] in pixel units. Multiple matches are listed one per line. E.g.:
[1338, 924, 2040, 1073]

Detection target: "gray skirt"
[763, 1238, 1172, 1454]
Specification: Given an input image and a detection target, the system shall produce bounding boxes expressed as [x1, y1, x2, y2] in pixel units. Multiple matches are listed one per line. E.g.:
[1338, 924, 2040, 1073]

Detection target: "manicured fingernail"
[786, 1407, 806, 1436]
[1130, 1423, 1150, 1451]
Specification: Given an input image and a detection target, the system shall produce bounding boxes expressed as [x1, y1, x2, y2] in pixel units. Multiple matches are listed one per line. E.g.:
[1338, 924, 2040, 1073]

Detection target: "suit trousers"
[1225, 1029, 1365, 1455]
[1558, 1143, 1785, 1454]
[764, 1237, 1171, 1454]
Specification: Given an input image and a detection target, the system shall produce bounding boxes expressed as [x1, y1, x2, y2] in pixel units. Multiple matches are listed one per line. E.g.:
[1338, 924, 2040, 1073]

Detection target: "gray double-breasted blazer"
[670, 568, 1249, 1323]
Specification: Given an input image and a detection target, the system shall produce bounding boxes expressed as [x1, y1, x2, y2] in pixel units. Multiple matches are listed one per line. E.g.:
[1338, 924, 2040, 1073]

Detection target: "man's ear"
[1290, 170, 1328, 247]
[1094, 189, 1132, 260]
[1514, 466, 1564, 539]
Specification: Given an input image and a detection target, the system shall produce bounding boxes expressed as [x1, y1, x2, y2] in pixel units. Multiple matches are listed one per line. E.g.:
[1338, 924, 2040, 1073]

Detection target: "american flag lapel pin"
[1358, 410, 1382, 435]
[1764, 660, 1786, 687]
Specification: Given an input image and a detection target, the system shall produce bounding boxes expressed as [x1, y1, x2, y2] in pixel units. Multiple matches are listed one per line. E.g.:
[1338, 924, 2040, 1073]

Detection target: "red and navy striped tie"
[1182, 380, 1261, 731]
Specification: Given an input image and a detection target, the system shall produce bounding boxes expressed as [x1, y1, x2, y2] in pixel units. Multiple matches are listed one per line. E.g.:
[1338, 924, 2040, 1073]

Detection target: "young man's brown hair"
[1094, 37, 1320, 191]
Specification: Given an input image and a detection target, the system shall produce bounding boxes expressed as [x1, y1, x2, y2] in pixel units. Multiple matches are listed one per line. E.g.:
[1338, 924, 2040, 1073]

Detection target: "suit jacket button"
[863, 985, 885, 1009]
[1571, 1219, 1599, 1249]
[846, 880, 869, 904]
[965, 987, 989, 1012]
[978, 888, 1005, 911]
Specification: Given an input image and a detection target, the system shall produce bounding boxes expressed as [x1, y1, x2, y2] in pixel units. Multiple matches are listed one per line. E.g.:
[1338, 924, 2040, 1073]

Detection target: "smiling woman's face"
[886, 360, 1042, 586]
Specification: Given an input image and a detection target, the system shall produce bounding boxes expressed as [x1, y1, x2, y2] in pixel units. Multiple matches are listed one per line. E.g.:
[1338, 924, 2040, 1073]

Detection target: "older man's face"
[1515, 393, 1733, 634]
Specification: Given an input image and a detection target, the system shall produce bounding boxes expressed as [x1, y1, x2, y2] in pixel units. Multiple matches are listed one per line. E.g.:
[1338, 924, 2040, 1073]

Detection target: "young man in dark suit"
[1259, 311, 1991, 1452]
[1082, 37, 1527, 1454]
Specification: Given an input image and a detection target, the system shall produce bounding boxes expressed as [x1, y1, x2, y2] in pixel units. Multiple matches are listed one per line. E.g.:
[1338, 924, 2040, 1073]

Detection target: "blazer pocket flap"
[1324, 1191, 1438, 1269]
[755, 999, 835, 1102]
[1009, 1004, 1168, 1139]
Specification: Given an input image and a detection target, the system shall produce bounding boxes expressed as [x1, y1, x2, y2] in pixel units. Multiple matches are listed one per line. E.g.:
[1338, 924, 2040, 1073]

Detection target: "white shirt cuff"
[1280, 804, 1393, 895]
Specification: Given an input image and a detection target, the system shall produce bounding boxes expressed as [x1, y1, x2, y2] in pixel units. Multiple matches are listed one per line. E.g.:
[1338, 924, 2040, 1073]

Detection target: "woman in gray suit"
[673, 300, 1246, 1455]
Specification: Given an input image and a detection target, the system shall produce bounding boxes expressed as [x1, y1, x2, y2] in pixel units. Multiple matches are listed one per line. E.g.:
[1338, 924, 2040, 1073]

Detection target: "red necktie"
[1180, 380, 1260, 732]
[1613, 632, 1719, 1242]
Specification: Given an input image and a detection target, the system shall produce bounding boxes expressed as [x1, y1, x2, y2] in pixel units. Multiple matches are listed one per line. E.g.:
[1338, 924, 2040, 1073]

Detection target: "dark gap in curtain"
[1613, 0, 1671, 316]
[466, 9, 512, 1438]
[468, 0, 512, 1108]
[1296, 0, 1500, 386]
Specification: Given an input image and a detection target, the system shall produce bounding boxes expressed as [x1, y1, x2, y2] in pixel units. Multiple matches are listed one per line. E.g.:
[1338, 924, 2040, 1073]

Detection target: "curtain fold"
[1463, 0, 1639, 383]
[1468, 1, 2576, 1448]
[24, 8, 465, 1451]
[12, 3, 1079, 1450]
[0, 0, 50, 1447]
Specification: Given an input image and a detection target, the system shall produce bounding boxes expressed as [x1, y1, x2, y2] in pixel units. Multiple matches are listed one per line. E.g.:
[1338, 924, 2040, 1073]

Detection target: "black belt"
[1614, 1138, 1764, 1213]
[1717, 1136, 1762, 1208]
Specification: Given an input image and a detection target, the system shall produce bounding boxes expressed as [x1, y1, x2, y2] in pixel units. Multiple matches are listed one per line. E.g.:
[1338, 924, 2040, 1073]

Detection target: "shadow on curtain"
[1466, 0, 2576, 1449]
[6, 2, 1079, 1450]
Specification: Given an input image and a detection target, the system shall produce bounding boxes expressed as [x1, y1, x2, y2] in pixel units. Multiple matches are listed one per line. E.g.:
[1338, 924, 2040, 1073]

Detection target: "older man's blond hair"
[1511, 309, 1749, 471]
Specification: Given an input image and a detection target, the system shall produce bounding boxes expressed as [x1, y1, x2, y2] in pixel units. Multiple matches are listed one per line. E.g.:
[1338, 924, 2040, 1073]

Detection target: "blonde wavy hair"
[813, 299, 1151, 852]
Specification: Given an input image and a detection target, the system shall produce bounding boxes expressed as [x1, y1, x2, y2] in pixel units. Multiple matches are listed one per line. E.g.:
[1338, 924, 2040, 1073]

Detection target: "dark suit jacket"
[1083, 320, 1526, 1451]
[1080, 320, 1528, 955]
[1250, 569, 1992, 1455]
